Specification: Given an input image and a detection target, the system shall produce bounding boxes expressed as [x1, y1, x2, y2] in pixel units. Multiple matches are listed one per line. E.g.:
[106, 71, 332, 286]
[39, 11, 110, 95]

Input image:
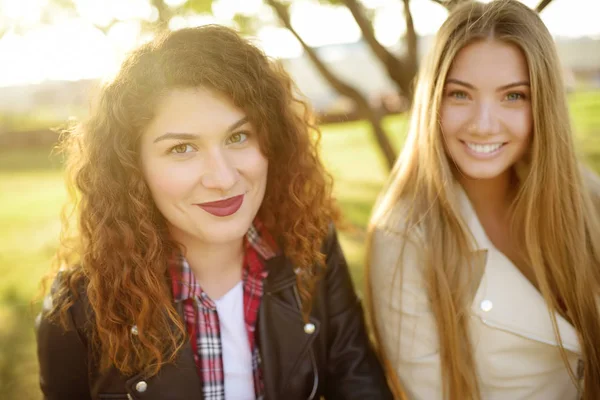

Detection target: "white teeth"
[466, 142, 503, 154]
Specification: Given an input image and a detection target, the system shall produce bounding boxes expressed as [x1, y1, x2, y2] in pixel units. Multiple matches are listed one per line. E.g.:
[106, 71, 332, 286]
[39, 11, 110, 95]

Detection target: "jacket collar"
[454, 182, 581, 354]
[264, 254, 298, 293]
[456, 184, 492, 251]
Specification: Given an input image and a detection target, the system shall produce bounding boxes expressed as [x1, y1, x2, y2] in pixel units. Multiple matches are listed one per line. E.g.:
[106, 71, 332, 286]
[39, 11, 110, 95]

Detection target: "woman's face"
[139, 87, 268, 246]
[440, 39, 532, 181]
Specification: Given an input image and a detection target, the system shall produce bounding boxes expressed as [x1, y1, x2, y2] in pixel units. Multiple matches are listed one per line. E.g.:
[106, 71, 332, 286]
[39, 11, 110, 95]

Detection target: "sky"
[0, 0, 598, 87]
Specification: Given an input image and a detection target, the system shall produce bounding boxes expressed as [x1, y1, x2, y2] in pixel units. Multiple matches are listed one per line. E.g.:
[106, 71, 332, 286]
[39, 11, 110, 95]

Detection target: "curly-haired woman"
[36, 25, 392, 400]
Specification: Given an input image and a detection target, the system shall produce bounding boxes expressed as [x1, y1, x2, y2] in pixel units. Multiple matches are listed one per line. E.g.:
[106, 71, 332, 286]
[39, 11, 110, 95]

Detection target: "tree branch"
[340, 0, 407, 96]
[430, 0, 446, 7]
[535, 0, 553, 13]
[265, 0, 397, 168]
[93, 19, 120, 35]
[340, 0, 416, 99]
[402, 0, 417, 80]
[433, 0, 552, 13]
[429, 0, 468, 11]
[150, 0, 173, 32]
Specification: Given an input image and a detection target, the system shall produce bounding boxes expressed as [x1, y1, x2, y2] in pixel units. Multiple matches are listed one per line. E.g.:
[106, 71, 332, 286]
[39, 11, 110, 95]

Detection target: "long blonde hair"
[366, 1, 600, 399]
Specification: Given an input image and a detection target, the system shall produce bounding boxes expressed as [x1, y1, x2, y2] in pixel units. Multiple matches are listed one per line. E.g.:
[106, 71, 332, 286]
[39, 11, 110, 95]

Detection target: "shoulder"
[36, 270, 94, 398]
[321, 222, 339, 255]
[368, 200, 426, 286]
[370, 199, 424, 249]
[37, 269, 92, 336]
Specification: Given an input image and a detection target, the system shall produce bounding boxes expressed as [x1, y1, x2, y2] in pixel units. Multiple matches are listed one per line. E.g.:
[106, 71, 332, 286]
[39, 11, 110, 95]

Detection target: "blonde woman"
[367, 1, 600, 399]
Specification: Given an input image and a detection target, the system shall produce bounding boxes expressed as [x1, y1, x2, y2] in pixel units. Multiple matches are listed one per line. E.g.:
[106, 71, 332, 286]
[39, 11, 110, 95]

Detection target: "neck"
[173, 230, 245, 299]
[458, 169, 517, 219]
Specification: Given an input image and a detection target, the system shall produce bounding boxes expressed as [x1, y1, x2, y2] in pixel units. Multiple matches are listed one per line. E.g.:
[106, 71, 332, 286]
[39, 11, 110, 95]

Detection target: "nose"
[471, 100, 501, 136]
[201, 149, 239, 194]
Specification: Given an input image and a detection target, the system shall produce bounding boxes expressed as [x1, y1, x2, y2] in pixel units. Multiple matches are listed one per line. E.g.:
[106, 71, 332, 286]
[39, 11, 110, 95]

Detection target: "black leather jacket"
[36, 228, 393, 399]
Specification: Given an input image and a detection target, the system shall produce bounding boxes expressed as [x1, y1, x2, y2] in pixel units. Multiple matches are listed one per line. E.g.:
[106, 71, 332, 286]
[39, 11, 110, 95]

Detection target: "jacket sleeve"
[322, 226, 394, 399]
[36, 282, 92, 400]
[369, 226, 443, 400]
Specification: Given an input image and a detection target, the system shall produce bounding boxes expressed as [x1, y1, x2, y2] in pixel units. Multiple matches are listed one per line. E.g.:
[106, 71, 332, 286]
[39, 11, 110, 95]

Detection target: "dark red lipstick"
[197, 194, 244, 217]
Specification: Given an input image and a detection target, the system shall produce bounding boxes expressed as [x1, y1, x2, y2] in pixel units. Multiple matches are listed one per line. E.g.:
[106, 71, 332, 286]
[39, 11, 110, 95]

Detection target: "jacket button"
[135, 380, 148, 392]
[480, 300, 493, 312]
[130, 325, 139, 335]
[304, 323, 315, 334]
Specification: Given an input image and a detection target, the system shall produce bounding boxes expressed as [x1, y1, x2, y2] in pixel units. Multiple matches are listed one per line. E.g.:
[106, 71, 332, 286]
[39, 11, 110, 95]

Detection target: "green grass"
[0, 150, 65, 400]
[0, 90, 599, 399]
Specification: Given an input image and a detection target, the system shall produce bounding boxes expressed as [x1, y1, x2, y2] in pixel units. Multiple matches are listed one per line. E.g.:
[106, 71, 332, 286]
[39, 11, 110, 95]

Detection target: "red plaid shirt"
[169, 220, 277, 400]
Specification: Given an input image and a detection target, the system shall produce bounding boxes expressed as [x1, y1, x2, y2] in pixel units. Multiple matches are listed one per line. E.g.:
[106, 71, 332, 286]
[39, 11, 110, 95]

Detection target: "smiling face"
[440, 39, 533, 182]
[139, 87, 268, 246]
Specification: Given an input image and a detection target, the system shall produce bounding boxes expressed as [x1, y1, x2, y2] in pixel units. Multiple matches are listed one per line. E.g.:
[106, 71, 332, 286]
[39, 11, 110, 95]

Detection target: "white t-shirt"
[214, 281, 255, 400]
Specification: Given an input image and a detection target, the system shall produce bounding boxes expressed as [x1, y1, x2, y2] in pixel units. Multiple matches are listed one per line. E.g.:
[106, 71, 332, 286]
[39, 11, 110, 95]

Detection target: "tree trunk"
[266, 0, 397, 170]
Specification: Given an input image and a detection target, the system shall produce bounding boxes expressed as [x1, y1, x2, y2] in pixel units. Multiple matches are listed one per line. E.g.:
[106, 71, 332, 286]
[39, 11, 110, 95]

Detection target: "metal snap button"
[304, 323, 316, 334]
[135, 380, 148, 393]
[480, 299, 493, 312]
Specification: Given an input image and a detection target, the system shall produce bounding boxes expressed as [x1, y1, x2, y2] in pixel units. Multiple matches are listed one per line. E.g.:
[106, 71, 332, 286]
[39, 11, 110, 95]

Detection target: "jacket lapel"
[125, 340, 202, 400]
[258, 255, 319, 399]
[125, 302, 203, 400]
[456, 185, 581, 354]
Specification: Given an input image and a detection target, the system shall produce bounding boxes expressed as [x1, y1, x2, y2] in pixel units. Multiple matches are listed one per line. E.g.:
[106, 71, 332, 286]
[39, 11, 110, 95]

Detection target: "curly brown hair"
[47, 25, 339, 377]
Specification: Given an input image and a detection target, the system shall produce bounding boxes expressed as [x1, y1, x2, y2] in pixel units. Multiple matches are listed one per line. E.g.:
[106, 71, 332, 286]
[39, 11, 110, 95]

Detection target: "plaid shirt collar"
[170, 219, 277, 303]
[168, 219, 278, 400]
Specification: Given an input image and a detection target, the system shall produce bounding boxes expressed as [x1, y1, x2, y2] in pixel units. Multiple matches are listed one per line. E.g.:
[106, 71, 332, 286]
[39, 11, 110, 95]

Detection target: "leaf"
[232, 14, 257, 35]
[183, 0, 214, 14]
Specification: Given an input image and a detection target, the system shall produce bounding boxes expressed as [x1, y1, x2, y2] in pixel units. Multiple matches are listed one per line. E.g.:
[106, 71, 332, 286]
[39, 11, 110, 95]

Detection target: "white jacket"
[369, 185, 583, 400]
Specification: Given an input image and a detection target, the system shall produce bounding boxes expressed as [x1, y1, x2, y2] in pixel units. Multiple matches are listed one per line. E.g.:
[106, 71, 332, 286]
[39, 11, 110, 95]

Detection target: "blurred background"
[0, 0, 598, 398]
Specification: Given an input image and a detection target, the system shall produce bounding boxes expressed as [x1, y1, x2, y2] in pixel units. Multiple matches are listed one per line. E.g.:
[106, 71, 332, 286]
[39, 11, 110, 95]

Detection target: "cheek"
[440, 104, 470, 139]
[509, 106, 533, 141]
[237, 148, 268, 183]
[144, 161, 200, 203]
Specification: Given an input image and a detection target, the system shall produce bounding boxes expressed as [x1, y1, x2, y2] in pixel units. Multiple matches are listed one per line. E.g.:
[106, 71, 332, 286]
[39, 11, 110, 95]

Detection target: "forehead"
[145, 87, 247, 138]
[447, 39, 529, 84]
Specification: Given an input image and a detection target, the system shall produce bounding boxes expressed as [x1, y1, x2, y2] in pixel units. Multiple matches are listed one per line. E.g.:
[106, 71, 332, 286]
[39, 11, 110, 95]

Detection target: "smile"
[462, 141, 506, 157]
[197, 194, 244, 217]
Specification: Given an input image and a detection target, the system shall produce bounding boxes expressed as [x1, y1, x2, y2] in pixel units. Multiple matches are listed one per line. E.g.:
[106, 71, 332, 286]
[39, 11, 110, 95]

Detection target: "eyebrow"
[445, 78, 530, 91]
[153, 116, 249, 143]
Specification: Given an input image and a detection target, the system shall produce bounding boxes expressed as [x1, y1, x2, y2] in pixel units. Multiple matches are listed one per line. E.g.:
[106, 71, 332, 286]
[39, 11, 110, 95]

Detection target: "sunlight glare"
[290, 2, 361, 47]
[74, 0, 154, 27]
[256, 26, 303, 59]
[165, 0, 187, 6]
[373, 2, 405, 46]
[213, 0, 262, 18]
[1, 0, 46, 27]
[0, 19, 116, 86]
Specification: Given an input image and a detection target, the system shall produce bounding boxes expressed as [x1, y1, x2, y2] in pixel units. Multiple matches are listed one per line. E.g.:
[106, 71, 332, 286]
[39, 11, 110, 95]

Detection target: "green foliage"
[182, 0, 215, 14]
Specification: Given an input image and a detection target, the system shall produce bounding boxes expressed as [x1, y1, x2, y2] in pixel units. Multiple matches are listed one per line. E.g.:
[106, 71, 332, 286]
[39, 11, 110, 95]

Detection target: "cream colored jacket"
[369, 187, 583, 400]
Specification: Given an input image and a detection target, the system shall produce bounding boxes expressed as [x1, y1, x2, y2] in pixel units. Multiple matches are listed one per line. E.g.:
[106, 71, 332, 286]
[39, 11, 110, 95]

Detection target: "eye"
[169, 143, 195, 154]
[448, 90, 469, 100]
[505, 92, 526, 101]
[226, 132, 249, 145]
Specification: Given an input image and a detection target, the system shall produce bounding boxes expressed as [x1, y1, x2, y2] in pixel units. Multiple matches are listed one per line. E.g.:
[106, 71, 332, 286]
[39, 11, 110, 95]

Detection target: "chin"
[201, 215, 256, 243]
[457, 165, 512, 180]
